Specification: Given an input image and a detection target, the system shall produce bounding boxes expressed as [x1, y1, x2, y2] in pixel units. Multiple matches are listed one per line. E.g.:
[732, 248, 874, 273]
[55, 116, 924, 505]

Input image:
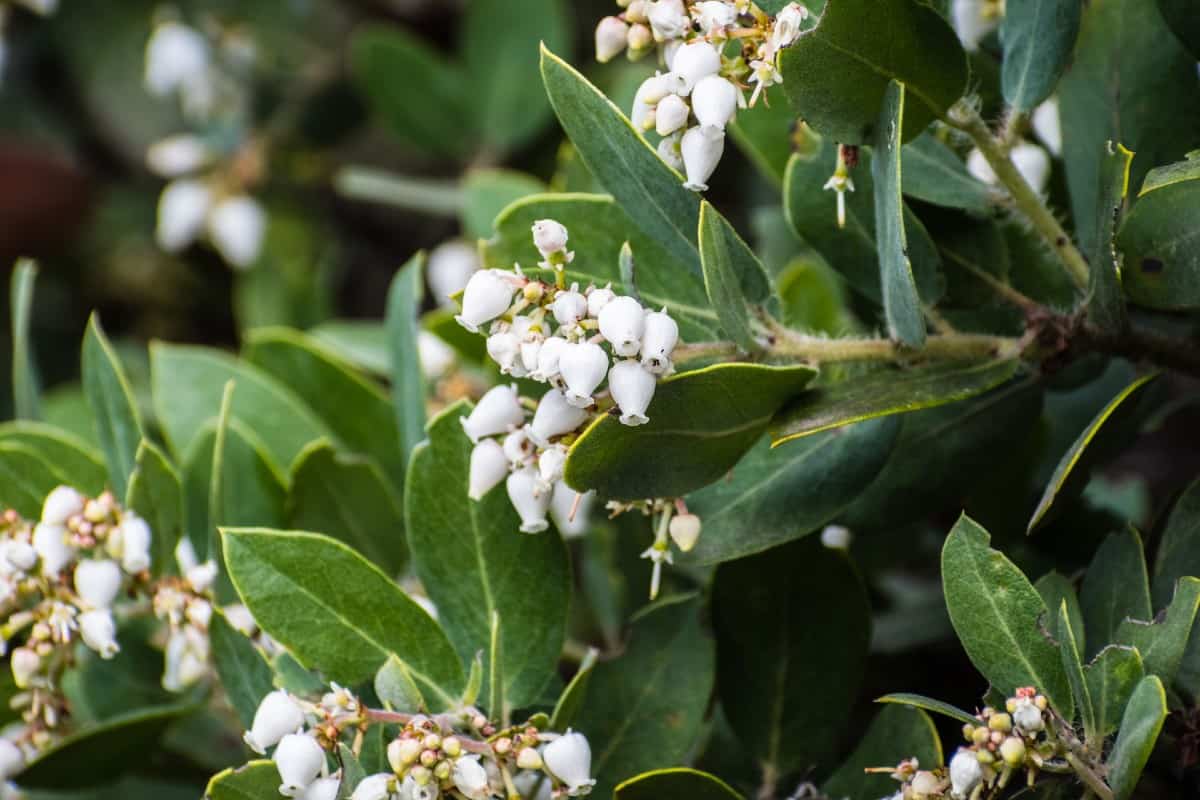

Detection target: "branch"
[768, 329, 1024, 364]
[1081, 322, 1200, 379]
[1065, 753, 1113, 800]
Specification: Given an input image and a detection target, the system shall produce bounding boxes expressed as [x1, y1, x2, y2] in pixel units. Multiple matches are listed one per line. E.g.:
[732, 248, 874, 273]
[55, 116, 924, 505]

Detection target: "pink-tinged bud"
[681, 124, 725, 192]
[669, 514, 701, 551]
[598, 296, 646, 357]
[507, 468, 551, 533]
[468, 439, 509, 501]
[461, 385, 524, 443]
[551, 288, 588, 328]
[670, 41, 721, 94]
[244, 690, 305, 755]
[640, 308, 678, 374]
[529, 388, 588, 447]
[691, 75, 738, 128]
[455, 270, 515, 334]
[595, 16, 629, 63]
[559, 342, 610, 408]
[608, 360, 657, 427]
[544, 730, 597, 797]
[275, 733, 326, 798]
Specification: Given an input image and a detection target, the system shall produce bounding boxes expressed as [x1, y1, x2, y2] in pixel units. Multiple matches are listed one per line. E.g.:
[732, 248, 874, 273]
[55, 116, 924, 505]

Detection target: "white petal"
[208, 195, 267, 269]
[427, 240, 480, 307]
[156, 180, 212, 253]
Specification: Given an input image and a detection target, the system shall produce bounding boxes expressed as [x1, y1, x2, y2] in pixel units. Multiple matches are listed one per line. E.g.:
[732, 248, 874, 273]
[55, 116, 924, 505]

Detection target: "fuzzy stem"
[768, 329, 1023, 363]
[1065, 753, 1113, 800]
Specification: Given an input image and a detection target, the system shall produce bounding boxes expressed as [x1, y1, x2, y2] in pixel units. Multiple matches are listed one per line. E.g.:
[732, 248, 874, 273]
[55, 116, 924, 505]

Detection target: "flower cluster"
[594, 1, 809, 191]
[243, 686, 597, 800]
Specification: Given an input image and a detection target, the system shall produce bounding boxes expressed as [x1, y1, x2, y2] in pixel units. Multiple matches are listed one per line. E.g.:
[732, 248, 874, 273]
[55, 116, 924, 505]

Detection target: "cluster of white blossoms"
[595, 1, 809, 191]
[244, 687, 596, 800]
[0, 0, 59, 81]
[144, 11, 268, 269]
[453, 220, 677, 533]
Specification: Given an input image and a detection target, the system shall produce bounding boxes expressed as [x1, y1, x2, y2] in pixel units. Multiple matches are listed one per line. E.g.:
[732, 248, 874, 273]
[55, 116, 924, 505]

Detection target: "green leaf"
[1152, 476, 1200, 607]
[0, 421, 106, 495]
[406, 401, 571, 710]
[349, 25, 472, 159]
[205, 760, 280, 800]
[151, 343, 329, 469]
[614, 769, 742, 800]
[463, 0, 569, 153]
[942, 514, 1074, 718]
[771, 359, 1020, 444]
[875, 693, 980, 726]
[1088, 142, 1134, 331]
[486, 611, 504, 719]
[309, 321, 389, 378]
[125, 439, 183, 576]
[551, 648, 598, 731]
[685, 419, 897, 565]
[82, 314, 146, 498]
[1079, 529, 1152, 659]
[1028, 373, 1158, 532]
[63, 619, 174, 724]
[1115, 576, 1200, 685]
[1035, 571, 1086, 655]
[15, 704, 194, 789]
[822, 705, 943, 800]
[287, 441, 407, 577]
[713, 539, 870, 773]
[902, 132, 998, 215]
[1059, 0, 1200, 254]
[375, 654, 429, 713]
[697, 202, 771, 352]
[221, 527, 464, 693]
[729, 90, 798, 185]
[572, 595, 714, 799]
[10, 259, 40, 420]
[461, 169, 545, 239]
[207, 409, 288, 570]
[874, 81, 925, 346]
[1107, 675, 1167, 800]
[1058, 601, 1097, 740]
[1117, 157, 1200, 310]
[0, 442, 72, 518]
[564, 363, 816, 500]
[540, 46, 702, 275]
[1001, 0, 1083, 111]
[210, 609, 275, 731]
[243, 327, 404, 488]
[387, 254, 428, 467]
[1156, 0, 1200, 59]
[779, 0, 968, 144]
[1085, 645, 1145, 737]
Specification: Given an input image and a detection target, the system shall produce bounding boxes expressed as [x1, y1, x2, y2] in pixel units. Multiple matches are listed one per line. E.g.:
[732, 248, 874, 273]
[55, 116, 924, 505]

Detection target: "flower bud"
[533, 336, 569, 382]
[33, 522, 74, 576]
[441, 736, 461, 757]
[11, 647, 40, 689]
[694, 1, 738, 35]
[595, 16, 629, 63]
[639, 308, 678, 374]
[1000, 736, 1026, 767]
[79, 609, 120, 659]
[419, 331, 456, 379]
[0, 739, 22, 780]
[389, 737, 422, 770]
[655, 94, 690, 137]
[681, 124, 725, 192]
[532, 219, 569, 258]
[146, 134, 212, 177]
[529, 388, 588, 446]
[691, 75, 738, 129]
[469, 439, 509, 501]
[517, 747, 544, 770]
[910, 770, 939, 797]
[1011, 141, 1051, 194]
[401, 773, 437, 800]
[299, 776, 340, 800]
[770, 3, 809, 51]
[452, 755, 490, 800]
[820, 525, 852, 550]
[1032, 98, 1061, 156]
[551, 288, 588, 328]
[631, 73, 683, 130]
[275, 733, 326, 797]
[456, 270, 515, 334]
[586, 286, 616, 318]
[537, 446, 568, 493]
[244, 690, 305, 754]
[428, 240, 479, 308]
[351, 772, 393, 800]
[507, 468, 552, 534]
[951, 0, 999, 52]
[658, 131, 685, 172]
[74, 559, 123, 609]
[543, 730, 597, 797]
[120, 513, 153, 574]
[503, 427, 536, 466]
[626, 23, 653, 54]
[521, 338, 544, 375]
[551, 483, 593, 539]
[669, 514, 701, 552]
[487, 330, 524, 376]
[597, 296, 646, 357]
[988, 712, 1013, 732]
[670, 41, 721, 94]
[559, 342, 610, 408]
[42, 485, 84, 525]
[608, 360, 656, 427]
[461, 385, 524, 443]
[3, 541, 37, 572]
[1012, 698, 1044, 733]
[186, 560, 218, 592]
[949, 748, 984, 797]
[647, 0, 690, 41]
[144, 21, 210, 98]
[208, 195, 266, 269]
[156, 179, 212, 253]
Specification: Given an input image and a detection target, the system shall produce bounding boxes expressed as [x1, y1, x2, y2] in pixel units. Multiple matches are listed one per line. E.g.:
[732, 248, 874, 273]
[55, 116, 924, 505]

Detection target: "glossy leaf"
[875, 693, 979, 726]
[1028, 373, 1158, 532]
[779, 0, 967, 143]
[822, 705, 942, 800]
[1107, 675, 1167, 800]
[1079, 529, 1152, 659]
[942, 515, 1073, 718]
[572, 595, 714, 798]
[1118, 158, 1200, 310]
[564, 363, 816, 500]
[697, 202, 771, 352]
[713, 539, 870, 773]
[205, 761, 280, 800]
[1058, 602, 1097, 739]
[209, 609, 274, 731]
[540, 46, 702, 275]
[686, 418, 897, 565]
[221, 527, 464, 693]
[0, 421, 106, 495]
[0, 442, 71, 518]
[902, 133, 997, 214]
[406, 401, 570, 710]
[1152, 476, 1200, 607]
[551, 649, 598, 731]
[10, 259, 40, 420]
[1088, 142, 1133, 331]
[615, 769, 742, 800]
[1035, 571, 1085, 654]
[1001, 0, 1083, 111]
[1085, 645, 1145, 737]
[125, 439, 183, 576]
[387, 253, 428, 465]
[82, 314, 145, 498]
[1115, 576, 1200, 685]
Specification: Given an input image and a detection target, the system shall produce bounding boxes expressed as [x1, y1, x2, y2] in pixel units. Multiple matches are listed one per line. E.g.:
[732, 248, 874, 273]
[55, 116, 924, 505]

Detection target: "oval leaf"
[1115, 576, 1200, 686]
[387, 253, 428, 466]
[0, 422, 107, 495]
[902, 132, 998, 215]
[82, 314, 146, 498]
[210, 609, 275, 731]
[698, 202, 771, 353]
[0, 442, 71, 518]
[1118, 160, 1200, 310]
[1001, 0, 1083, 111]
[1107, 675, 1167, 800]
[1085, 645, 1145, 737]
[615, 769, 742, 800]
[1079, 529, 1152, 660]
[875, 693, 980, 726]
[205, 760, 280, 800]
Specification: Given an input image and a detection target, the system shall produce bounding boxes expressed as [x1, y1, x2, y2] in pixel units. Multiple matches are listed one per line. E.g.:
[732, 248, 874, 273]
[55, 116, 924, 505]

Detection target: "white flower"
[146, 134, 212, 177]
[692, 75, 738, 129]
[820, 525, 852, 550]
[1012, 698, 1044, 733]
[507, 468, 551, 533]
[533, 336, 569, 382]
[967, 141, 1050, 194]
[399, 773, 438, 800]
[461, 385, 525, 443]
[521, 338, 544, 375]
[175, 536, 199, 573]
[770, 3, 809, 52]
[671, 41, 721, 95]
[418, 331, 456, 379]
[608, 360, 657, 427]
[144, 21, 210, 100]
[1032, 97, 1062, 156]
[544, 731, 596, 796]
[11, 647, 40, 689]
[681, 124, 725, 192]
[952, 0, 1000, 52]
[162, 627, 209, 691]
[595, 16, 629, 63]
[14, 0, 58, 15]
[487, 330, 523, 376]
[120, 513, 153, 573]
[551, 288, 588, 328]
[513, 770, 553, 800]
[156, 179, 213, 253]
[456, 270, 515, 333]
[640, 308, 678, 374]
[468, 439, 509, 501]
[911, 771, 941, 797]
[550, 483, 593, 539]
[559, 342, 610, 408]
[208, 195, 267, 269]
[627, 22, 654, 53]
[186, 560, 218, 592]
[586, 286, 616, 318]
[32, 522, 73, 576]
[655, 94, 690, 137]
[631, 74, 669, 132]
[529, 388, 589, 446]
[748, 58, 783, 106]
[694, 1, 738, 36]
[598, 296, 646, 357]
[669, 513, 702, 552]
[224, 603, 258, 635]
[532, 219, 570, 258]
[79, 609, 120, 659]
[658, 131, 685, 172]
[42, 485, 83, 525]
[428, 240, 480, 307]
[452, 756, 490, 800]
[275, 733, 326, 798]
[3, 541, 36, 572]
[351, 773, 395, 800]
[537, 446, 569, 494]
[300, 776, 341, 800]
[949, 749, 983, 799]
[647, 0, 690, 41]
[502, 427, 536, 466]
[0, 739, 23, 781]
[74, 559, 123, 609]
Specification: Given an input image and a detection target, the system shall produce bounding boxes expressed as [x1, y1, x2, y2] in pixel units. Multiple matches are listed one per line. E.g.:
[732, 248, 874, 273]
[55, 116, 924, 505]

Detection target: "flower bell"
[351, 774, 394, 800]
[598, 296, 646, 357]
[586, 285, 616, 318]
[487, 330, 523, 376]
[244, 690, 305, 754]
[670, 41, 721, 94]
[532, 219, 571, 265]
[681, 125, 725, 192]
[551, 287, 588, 328]
[655, 94, 690, 136]
[530, 388, 589, 446]
[11, 647, 40, 689]
[146, 134, 212, 177]
[461, 385, 524, 442]
[537, 446, 569, 494]
[669, 514, 702, 552]
[79, 609, 120, 659]
[156, 179, 213, 253]
[418, 331, 456, 379]
[559, 342, 610, 408]
[640, 308, 678, 374]
[647, 0, 690, 41]
[33, 522, 73, 576]
[275, 733, 326, 797]
[551, 483, 593, 539]
[468, 439, 509, 501]
[502, 427, 536, 466]
[770, 3, 809, 51]
[0, 739, 23, 781]
[533, 336, 569, 382]
[1032, 98, 1061, 156]
[658, 132, 685, 171]
[456, 270, 515, 334]
[452, 756, 490, 800]
[120, 513, 153, 573]
[300, 776, 341, 800]
[208, 195, 267, 269]
[144, 21, 210, 99]
[691, 75, 738, 129]
[3, 541, 36, 572]
[42, 485, 83, 525]
[595, 16, 629, 63]
[608, 360, 657, 427]
[949, 749, 983, 798]
[507, 468, 552, 533]
[544, 731, 596, 796]
[74, 559, 123, 609]
[428, 240, 479, 307]
[1011, 697, 1044, 733]
[951, 0, 1000, 52]
[694, 1, 738, 36]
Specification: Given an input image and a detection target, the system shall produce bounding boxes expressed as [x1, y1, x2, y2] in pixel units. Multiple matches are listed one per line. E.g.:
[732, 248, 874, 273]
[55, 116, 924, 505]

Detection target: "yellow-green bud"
[976, 749, 996, 765]
[493, 737, 512, 755]
[972, 727, 991, 746]
[442, 736, 462, 758]
[989, 712, 1013, 732]
[1005, 698, 1017, 713]
[422, 733, 441, 751]
[391, 737, 421, 768]
[434, 759, 452, 781]
[409, 765, 431, 785]
[962, 723, 976, 741]
[1000, 736, 1026, 767]
[516, 748, 543, 770]
[523, 283, 544, 303]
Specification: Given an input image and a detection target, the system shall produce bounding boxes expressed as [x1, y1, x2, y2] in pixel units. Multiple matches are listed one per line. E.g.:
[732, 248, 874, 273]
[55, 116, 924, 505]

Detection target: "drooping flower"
[78, 609, 120, 659]
[608, 360, 657, 427]
[274, 733, 327, 798]
[469, 439, 509, 501]
[461, 385, 525, 443]
[244, 690, 306, 755]
[456, 270, 515, 334]
[207, 195, 267, 270]
[949, 749, 983, 799]
[559, 341, 610, 408]
[507, 467, 552, 533]
[543, 731, 596, 796]
[680, 125, 725, 192]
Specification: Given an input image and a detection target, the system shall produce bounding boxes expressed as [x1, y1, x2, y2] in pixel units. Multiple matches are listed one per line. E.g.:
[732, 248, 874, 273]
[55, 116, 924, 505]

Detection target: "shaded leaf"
[1035, 571, 1085, 655]
[902, 132, 997, 214]
[1118, 155, 1200, 310]
[615, 769, 742, 800]
[1088, 142, 1133, 331]
[1115, 577, 1200, 686]
[1001, 0, 1083, 111]
[308, 321, 389, 378]
[205, 760, 279, 800]
[10, 259, 40, 420]
[82, 314, 145, 498]
[875, 693, 979, 726]
[1152, 476, 1200, 608]
[822, 705, 942, 800]
[0, 442, 71, 518]
[461, 169, 545, 240]
[697, 202, 771, 352]
[125, 439, 183, 576]
[375, 654, 429, 713]
[551, 649, 598, 731]
[1085, 645, 1144, 737]
[1156, 0, 1200, 59]
[1079, 529, 1152, 659]
[1058, 601, 1097, 740]
[387, 253, 428, 466]
[210, 609, 274, 731]
[0, 421, 106, 495]
[1107, 675, 1167, 800]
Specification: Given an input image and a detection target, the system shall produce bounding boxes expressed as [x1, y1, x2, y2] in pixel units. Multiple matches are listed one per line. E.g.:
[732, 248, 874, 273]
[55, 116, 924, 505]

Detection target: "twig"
[1065, 753, 1113, 800]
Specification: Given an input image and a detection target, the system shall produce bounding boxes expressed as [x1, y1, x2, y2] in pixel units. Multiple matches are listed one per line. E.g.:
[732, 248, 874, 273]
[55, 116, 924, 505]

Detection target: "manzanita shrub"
[2, 0, 1200, 799]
